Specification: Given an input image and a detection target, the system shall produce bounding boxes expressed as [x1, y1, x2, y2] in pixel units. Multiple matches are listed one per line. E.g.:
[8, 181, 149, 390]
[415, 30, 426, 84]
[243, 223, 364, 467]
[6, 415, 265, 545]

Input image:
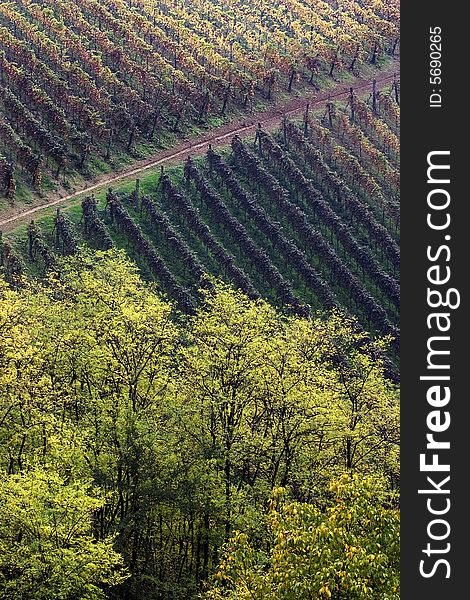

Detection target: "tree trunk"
[225, 456, 231, 539]
[288, 68, 295, 92]
[202, 513, 209, 580]
[372, 79, 377, 114]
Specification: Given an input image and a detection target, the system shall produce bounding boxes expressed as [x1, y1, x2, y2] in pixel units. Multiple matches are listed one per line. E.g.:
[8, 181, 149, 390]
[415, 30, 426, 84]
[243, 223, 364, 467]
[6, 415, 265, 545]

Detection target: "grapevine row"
[27, 221, 57, 271]
[0, 156, 15, 199]
[376, 89, 400, 134]
[82, 196, 114, 250]
[159, 174, 259, 301]
[54, 211, 79, 255]
[257, 130, 400, 307]
[0, 237, 22, 280]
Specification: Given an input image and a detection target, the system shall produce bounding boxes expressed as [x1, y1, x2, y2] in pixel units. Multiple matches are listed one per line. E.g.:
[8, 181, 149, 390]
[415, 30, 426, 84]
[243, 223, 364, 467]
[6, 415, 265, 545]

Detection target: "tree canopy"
[0, 250, 399, 600]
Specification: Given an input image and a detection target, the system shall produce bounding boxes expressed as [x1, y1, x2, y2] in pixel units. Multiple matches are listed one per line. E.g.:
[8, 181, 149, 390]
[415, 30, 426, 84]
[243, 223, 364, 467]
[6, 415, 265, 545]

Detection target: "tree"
[203, 475, 399, 600]
[0, 469, 128, 600]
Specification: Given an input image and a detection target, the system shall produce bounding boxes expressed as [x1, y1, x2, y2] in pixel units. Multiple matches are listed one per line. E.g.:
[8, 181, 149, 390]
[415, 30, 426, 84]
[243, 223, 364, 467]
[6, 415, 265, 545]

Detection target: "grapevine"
[159, 173, 260, 301]
[256, 129, 400, 307]
[107, 190, 196, 313]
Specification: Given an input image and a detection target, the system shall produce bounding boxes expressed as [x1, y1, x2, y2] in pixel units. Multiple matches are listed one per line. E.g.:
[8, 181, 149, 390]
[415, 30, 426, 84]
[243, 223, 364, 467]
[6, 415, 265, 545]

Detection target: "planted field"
[2, 89, 399, 346]
[0, 0, 398, 200]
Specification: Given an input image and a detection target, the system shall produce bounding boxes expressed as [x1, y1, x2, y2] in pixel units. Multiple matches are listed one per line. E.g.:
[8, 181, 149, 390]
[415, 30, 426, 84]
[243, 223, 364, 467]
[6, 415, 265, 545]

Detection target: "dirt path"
[0, 62, 399, 233]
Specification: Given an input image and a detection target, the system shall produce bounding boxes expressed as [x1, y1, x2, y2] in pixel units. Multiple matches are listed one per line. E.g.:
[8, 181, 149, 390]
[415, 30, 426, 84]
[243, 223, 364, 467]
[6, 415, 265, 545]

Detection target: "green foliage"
[0, 469, 128, 600]
[0, 251, 399, 599]
[203, 475, 399, 600]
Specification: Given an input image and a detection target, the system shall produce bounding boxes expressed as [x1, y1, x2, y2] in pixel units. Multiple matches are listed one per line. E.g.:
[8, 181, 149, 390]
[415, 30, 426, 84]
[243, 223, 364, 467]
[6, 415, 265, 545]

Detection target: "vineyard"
[0, 0, 398, 201]
[0, 2, 401, 596]
[2, 88, 400, 356]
